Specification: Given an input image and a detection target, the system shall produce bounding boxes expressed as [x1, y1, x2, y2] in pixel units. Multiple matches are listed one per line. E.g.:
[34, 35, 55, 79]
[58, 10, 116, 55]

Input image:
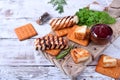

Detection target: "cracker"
[45, 49, 61, 56]
[67, 25, 89, 46]
[117, 60, 120, 67]
[55, 27, 71, 37]
[96, 55, 120, 79]
[15, 23, 37, 41]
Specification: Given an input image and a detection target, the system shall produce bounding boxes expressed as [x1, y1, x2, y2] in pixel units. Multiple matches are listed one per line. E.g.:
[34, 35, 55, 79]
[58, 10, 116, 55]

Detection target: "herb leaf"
[76, 8, 116, 27]
[48, 0, 67, 13]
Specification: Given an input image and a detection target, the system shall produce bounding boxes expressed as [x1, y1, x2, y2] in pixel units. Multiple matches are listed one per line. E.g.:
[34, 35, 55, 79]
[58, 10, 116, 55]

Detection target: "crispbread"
[55, 27, 71, 37]
[15, 23, 37, 41]
[45, 49, 61, 56]
[96, 55, 120, 79]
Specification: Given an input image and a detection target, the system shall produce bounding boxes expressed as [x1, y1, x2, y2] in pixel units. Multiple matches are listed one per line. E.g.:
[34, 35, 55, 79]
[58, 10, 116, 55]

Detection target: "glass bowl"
[90, 24, 113, 45]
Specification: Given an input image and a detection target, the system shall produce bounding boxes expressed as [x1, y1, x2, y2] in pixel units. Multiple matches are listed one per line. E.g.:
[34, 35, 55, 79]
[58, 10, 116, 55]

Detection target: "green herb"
[56, 45, 73, 59]
[48, 0, 67, 13]
[76, 8, 116, 27]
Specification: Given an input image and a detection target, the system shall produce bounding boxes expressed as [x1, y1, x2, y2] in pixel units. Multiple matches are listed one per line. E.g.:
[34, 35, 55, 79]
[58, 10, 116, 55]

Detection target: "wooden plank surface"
[0, 38, 100, 66]
[0, 0, 119, 80]
[0, 66, 114, 80]
[0, 39, 52, 65]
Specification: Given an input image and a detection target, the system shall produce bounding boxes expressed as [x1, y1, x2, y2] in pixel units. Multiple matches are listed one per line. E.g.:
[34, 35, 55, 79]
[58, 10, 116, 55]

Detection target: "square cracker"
[96, 55, 120, 79]
[55, 27, 72, 37]
[15, 23, 37, 41]
[45, 49, 61, 56]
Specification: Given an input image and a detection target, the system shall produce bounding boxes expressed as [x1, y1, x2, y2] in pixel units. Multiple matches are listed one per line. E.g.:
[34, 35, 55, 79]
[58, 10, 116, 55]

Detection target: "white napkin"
[103, 37, 120, 59]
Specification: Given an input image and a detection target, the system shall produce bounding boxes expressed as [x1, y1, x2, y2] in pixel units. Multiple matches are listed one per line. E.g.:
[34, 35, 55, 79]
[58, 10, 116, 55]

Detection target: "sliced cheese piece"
[73, 16, 79, 24]
[103, 55, 117, 68]
[74, 25, 87, 40]
[71, 48, 91, 64]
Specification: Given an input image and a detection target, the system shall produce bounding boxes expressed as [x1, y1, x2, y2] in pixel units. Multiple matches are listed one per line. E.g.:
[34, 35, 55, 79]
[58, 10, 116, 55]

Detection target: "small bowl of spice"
[90, 24, 113, 45]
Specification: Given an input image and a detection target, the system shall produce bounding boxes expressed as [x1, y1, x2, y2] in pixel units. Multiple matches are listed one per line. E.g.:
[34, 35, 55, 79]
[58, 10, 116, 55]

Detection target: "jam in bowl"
[90, 24, 113, 45]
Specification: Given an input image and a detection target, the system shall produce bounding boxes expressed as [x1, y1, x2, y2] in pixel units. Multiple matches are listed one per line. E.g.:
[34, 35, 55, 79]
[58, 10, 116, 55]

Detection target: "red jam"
[90, 24, 113, 45]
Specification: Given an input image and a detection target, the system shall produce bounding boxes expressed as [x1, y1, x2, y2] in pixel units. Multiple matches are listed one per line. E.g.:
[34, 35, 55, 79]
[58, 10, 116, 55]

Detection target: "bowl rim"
[90, 24, 113, 39]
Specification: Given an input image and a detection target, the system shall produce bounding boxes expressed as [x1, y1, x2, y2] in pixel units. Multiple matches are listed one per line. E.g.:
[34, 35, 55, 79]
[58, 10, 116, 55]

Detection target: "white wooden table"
[0, 0, 119, 80]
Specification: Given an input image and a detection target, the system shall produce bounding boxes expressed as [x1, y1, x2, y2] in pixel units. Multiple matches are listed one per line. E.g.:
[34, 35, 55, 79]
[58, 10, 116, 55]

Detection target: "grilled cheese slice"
[74, 25, 87, 40]
[50, 16, 76, 31]
[73, 16, 79, 24]
[103, 55, 117, 68]
[71, 48, 90, 64]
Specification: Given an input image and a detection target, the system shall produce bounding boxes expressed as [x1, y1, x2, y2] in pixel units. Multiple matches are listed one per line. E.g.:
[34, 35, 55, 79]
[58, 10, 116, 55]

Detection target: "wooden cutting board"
[37, 1, 120, 79]
[38, 18, 120, 80]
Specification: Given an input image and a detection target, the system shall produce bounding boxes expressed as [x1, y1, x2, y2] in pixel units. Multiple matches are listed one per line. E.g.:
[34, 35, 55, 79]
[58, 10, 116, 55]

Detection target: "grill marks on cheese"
[35, 34, 68, 50]
[50, 16, 76, 31]
[71, 48, 90, 64]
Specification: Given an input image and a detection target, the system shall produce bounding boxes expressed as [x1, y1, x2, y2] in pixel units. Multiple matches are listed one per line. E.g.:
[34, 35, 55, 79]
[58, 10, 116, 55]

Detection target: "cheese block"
[74, 25, 87, 40]
[103, 55, 117, 67]
[71, 48, 91, 64]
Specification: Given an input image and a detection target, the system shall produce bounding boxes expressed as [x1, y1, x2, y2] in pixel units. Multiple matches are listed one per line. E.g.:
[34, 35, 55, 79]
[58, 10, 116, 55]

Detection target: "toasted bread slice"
[74, 25, 87, 40]
[71, 48, 90, 64]
[67, 25, 90, 46]
[103, 55, 117, 67]
[45, 49, 61, 56]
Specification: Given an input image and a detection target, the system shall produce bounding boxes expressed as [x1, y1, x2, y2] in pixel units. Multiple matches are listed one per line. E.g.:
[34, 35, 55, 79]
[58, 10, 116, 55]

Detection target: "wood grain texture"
[0, 39, 53, 65]
[0, 66, 114, 80]
[0, 0, 119, 80]
[0, 38, 100, 66]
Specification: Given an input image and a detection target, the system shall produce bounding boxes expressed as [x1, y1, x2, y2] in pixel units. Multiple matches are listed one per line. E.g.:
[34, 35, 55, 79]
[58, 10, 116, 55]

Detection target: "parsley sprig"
[48, 0, 67, 13]
[76, 8, 116, 27]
